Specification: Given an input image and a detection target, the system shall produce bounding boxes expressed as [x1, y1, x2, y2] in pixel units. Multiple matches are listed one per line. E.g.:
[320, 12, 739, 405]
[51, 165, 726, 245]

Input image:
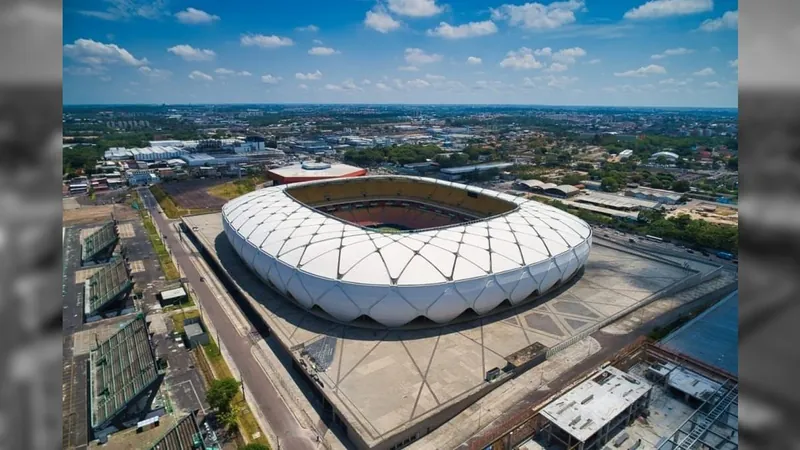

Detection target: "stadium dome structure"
[222, 176, 592, 327]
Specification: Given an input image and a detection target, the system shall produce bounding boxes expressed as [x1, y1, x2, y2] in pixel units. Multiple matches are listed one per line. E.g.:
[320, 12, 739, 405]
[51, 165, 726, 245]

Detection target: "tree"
[207, 377, 241, 414]
[218, 407, 241, 431]
[726, 157, 738, 171]
[671, 180, 691, 192]
[601, 177, 620, 192]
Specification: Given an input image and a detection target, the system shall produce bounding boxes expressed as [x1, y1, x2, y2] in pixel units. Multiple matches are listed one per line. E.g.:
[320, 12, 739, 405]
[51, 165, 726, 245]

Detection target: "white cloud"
[261, 74, 282, 84]
[296, 24, 319, 32]
[659, 77, 692, 86]
[138, 66, 172, 79]
[79, 0, 168, 21]
[298, 84, 309, 89]
[697, 10, 738, 32]
[376, 82, 393, 91]
[704, 81, 723, 88]
[313, 40, 324, 46]
[175, 7, 219, 24]
[614, 64, 667, 77]
[552, 47, 586, 64]
[491, 0, 584, 30]
[398, 65, 420, 72]
[407, 78, 431, 88]
[295, 70, 323, 80]
[586, 58, 601, 64]
[364, 7, 402, 33]
[167, 45, 216, 61]
[466, 56, 483, 65]
[362, 79, 372, 85]
[651, 47, 693, 59]
[215, 68, 251, 76]
[387, 0, 443, 17]
[404, 48, 442, 65]
[710, 46, 720, 52]
[308, 46, 340, 56]
[65, 66, 108, 76]
[427, 21, 497, 39]
[693, 67, 715, 76]
[325, 79, 363, 92]
[535, 74, 578, 88]
[189, 70, 213, 81]
[546, 62, 568, 72]
[425, 74, 446, 80]
[64, 38, 148, 66]
[623, 0, 712, 20]
[240, 34, 294, 48]
[500, 47, 544, 70]
[729, 59, 738, 69]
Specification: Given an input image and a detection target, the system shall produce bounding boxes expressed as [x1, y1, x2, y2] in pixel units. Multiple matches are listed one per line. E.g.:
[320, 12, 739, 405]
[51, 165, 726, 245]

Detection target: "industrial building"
[438, 162, 514, 180]
[539, 366, 653, 450]
[266, 161, 367, 184]
[81, 221, 119, 265]
[625, 186, 684, 205]
[105, 146, 191, 161]
[84, 257, 134, 319]
[545, 185, 580, 199]
[89, 315, 165, 441]
[148, 412, 221, 450]
[573, 192, 661, 211]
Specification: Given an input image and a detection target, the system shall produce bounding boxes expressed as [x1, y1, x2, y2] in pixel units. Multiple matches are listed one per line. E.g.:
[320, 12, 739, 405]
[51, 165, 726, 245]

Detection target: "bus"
[645, 235, 664, 243]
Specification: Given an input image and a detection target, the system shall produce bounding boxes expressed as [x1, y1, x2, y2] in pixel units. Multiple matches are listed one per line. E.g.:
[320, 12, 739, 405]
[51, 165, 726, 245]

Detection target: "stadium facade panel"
[222, 176, 592, 327]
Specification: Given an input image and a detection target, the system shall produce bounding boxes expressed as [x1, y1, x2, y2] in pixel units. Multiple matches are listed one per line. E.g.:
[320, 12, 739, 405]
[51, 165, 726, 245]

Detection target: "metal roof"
[222, 176, 592, 326]
[84, 258, 133, 316]
[661, 291, 738, 375]
[89, 315, 160, 430]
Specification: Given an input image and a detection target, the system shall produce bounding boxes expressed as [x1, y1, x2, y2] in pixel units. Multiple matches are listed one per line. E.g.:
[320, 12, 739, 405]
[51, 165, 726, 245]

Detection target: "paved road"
[138, 188, 318, 450]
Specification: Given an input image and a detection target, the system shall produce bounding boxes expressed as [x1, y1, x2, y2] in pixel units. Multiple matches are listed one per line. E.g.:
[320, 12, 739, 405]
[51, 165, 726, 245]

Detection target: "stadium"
[221, 175, 593, 327]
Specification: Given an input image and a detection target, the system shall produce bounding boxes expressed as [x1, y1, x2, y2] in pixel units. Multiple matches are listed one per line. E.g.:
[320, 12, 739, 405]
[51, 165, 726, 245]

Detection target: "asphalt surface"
[138, 188, 318, 450]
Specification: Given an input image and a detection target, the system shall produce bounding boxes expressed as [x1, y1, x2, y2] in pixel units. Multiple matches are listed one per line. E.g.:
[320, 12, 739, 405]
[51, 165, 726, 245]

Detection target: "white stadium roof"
[222, 176, 592, 326]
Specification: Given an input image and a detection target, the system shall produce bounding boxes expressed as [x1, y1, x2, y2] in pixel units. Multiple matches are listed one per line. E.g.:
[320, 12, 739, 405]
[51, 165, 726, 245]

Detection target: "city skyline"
[64, 0, 739, 107]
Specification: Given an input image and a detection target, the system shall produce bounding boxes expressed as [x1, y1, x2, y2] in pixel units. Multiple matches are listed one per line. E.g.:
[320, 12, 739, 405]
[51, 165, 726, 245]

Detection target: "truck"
[716, 251, 734, 260]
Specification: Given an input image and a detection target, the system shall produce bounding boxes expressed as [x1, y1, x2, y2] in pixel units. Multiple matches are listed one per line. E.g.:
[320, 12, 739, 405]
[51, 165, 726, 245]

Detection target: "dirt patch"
[160, 179, 232, 210]
[63, 204, 138, 226]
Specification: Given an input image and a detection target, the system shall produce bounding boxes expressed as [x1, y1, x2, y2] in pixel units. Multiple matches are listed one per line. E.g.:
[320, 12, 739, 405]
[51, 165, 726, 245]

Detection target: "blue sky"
[63, 0, 739, 106]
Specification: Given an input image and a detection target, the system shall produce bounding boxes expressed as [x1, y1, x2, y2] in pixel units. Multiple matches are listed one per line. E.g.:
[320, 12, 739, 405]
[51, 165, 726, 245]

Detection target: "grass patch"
[198, 337, 270, 447]
[171, 309, 201, 334]
[150, 184, 213, 219]
[206, 176, 267, 201]
[139, 205, 181, 281]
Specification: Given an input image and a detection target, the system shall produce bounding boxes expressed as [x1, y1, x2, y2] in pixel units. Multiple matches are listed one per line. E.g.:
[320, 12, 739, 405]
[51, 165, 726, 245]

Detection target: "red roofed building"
[267, 161, 367, 185]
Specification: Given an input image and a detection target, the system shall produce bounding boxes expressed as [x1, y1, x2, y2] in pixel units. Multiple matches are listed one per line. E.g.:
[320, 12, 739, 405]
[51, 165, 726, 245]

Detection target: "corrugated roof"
[661, 291, 738, 375]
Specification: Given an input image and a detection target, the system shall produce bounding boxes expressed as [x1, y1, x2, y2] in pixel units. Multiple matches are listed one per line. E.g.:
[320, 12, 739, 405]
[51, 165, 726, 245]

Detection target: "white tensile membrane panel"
[222, 176, 592, 327]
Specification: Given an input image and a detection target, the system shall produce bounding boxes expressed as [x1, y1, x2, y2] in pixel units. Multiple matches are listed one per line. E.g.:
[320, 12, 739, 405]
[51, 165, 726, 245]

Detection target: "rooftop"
[84, 258, 134, 316]
[661, 291, 738, 375]
[575, 192, 660, 210]
[540, 366, 652, 443]
[82, 221, 119, 263]
[89, 315, 160, 430]
[268, 162, 366, 179]
[149, 413, 211, 450]
[159, 287, 187, 302]
[439, 162, 514, 174]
